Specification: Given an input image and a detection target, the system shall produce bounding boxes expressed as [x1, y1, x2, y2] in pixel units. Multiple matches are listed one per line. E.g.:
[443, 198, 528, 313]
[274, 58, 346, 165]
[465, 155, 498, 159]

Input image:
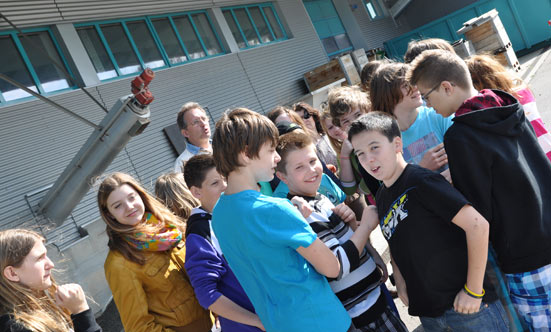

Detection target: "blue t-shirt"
[212, 190, 351, 332]
[273, 173, 346, 205]
[402, 106, 453, 167]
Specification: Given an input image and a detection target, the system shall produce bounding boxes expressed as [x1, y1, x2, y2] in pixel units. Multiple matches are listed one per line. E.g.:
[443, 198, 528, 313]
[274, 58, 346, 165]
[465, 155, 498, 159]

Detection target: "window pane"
[19, 31, 70, 93]
[151, 18, 187, 64]
[249, 7, 274, 43]
[334, 33, 352, 50]
[223, 11, 247, 49]
[321, 36, 338, 55]
[126, 21, 165, 69]
[234, 9, 260, 47]
[100, 23, 141, 75]
[191, 13, 222, 55]
[366, 2, 378, 19]
[77, 27, 117, 80]
[0, 35, 37, 101]
[262, 7, 284, 40]
[173, 15, 205, 59]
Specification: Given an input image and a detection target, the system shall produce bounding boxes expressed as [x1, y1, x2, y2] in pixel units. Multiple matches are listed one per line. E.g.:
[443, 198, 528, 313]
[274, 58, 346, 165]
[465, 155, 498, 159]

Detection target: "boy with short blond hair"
[182, 154, 263, 332]
[211, 108, 351, 332]
[408, 49, 551, 331]
[276, 130, 408, 332]
[349, 112, 507, 332]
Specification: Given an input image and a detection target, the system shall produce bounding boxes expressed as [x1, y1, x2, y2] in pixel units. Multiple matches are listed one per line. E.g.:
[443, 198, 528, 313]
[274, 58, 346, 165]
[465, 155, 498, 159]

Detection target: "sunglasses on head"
[301, 112, 312, 120]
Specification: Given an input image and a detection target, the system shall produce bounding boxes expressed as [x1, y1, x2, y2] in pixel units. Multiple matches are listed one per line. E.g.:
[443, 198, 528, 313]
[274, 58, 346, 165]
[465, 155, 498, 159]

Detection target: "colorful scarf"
[125, 213, 182, 251]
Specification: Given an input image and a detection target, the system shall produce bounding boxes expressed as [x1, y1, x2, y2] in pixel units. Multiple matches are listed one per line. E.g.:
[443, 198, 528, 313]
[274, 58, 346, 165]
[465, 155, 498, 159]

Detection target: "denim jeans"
[419, 300, 509, 332]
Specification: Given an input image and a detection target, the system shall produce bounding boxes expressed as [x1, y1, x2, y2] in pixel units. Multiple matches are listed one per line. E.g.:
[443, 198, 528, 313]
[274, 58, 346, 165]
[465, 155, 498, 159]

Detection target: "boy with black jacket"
[408, 49, 551, 331]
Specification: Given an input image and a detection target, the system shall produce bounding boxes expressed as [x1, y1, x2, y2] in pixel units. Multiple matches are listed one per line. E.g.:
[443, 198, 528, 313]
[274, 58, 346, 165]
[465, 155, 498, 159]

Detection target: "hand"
[290, 196, 313, 219]
[55, 284, 89, 314]
[340, 139, 354, 157]
[332, 203, 357, 227]
[326, 164, 338, 174]
[418, 143, 447, 171]
[453, 289, 482, 314]
[359, 205, 379, 233]
[440, 168, 452, 183]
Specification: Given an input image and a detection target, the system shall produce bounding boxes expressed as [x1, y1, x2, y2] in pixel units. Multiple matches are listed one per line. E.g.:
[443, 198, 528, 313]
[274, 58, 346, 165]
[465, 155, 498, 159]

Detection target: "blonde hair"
[407, 49, 472, 90]
[155, 173, 200, 220]
[320, 109, 343, 158]
[466, 54, 524, 98]
[0, 229, 72, 332]
[327, 86, 371, 126]
[97, 172, 186, 265]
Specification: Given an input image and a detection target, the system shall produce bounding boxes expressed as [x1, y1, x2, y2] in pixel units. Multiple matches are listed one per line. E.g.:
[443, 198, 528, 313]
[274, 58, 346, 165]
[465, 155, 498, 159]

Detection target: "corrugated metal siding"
[349, 0, 411, 50]
[0, 0, 270, 29]
[0, 0, 328, 248]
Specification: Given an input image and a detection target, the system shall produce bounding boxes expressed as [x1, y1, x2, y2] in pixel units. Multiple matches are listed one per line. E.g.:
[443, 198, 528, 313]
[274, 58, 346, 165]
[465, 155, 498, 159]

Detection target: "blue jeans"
[419, 300, 509, 332]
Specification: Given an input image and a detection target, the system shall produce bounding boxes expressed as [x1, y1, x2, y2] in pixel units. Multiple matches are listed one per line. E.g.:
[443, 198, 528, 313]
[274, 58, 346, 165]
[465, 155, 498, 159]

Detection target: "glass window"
[223, 4, 287, 49]
[126, 20, 166, 69]
[77, 27, 117, 80]
[100, 23, 141, 75]
[19, 31, 70, 93]
[364, 0, 385, 20]
[173, 15, 206, 60]
[334, 33, 352, 50]
[151, 18, 188, 64]
[0, 35, 37, 101]
[191, 13, 222, 55]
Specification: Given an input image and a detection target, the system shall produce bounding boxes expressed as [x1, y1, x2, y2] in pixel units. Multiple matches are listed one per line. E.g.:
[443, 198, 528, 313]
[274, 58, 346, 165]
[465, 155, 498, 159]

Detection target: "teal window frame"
[364, 0, 386, 21]
[222, 3, 288, 50]
[75, 10, 225, 82]
[0, 27, 76, 106]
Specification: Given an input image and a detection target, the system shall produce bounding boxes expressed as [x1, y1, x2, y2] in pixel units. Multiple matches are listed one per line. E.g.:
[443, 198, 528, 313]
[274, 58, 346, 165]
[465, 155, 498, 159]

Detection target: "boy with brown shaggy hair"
[408, 49, 551, 331]
[211, 108, 351, 332]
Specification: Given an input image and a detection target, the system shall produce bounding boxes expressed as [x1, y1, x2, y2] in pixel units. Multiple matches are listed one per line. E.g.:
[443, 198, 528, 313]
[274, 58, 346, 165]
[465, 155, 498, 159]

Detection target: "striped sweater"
[516, 88, 551, 161]
[289, 193, 386, 328]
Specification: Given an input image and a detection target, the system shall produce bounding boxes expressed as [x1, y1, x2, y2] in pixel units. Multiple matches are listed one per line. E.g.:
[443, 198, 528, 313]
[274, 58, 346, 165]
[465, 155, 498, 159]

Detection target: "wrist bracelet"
[340, 156, 350, 160]
[463, 284, 485, 299]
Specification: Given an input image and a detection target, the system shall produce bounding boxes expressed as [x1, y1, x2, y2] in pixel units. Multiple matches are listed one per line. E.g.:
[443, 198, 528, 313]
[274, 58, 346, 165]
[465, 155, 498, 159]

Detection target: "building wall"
[398, 0, 477, 30]
[0, 0, 329, 313]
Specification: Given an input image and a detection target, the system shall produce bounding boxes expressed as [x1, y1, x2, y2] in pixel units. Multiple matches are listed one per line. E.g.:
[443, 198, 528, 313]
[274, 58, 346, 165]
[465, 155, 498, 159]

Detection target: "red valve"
[131, 68, 155, 106]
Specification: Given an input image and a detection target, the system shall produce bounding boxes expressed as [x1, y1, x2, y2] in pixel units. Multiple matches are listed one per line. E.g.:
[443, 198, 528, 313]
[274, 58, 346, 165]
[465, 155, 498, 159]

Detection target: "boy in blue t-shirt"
[211, 108, 351, 332]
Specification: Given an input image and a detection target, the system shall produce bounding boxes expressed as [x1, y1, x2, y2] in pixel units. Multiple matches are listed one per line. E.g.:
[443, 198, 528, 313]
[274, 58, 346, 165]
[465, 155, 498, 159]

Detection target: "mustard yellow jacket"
[104, 242, 212, 332]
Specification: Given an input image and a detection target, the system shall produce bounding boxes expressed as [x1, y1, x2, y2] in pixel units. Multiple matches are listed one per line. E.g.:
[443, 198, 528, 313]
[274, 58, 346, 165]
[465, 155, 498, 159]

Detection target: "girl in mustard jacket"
[97, 172, 212, 332]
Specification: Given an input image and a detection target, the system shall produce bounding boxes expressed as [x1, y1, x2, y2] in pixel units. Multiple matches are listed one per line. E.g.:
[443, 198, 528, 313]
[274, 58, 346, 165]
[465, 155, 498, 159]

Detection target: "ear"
[190, 186, 202, 200]
[3, 266, 20, 283]
[181, 128, 190, 139]
[239, 149, 251, 165]
[276, 170, 288, 185]
[441, 81, 455, 95]
[393, 136, 403, 153]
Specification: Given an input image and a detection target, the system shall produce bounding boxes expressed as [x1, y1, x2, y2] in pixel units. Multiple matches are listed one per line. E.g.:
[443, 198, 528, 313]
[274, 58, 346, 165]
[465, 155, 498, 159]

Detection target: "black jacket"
[445, 89, 551, 274]
[0, 309, 101, 332]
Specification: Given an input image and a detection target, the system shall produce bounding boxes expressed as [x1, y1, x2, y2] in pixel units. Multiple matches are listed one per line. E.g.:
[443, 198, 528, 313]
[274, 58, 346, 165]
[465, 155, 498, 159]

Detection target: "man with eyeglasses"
[174, 102, 212, 173]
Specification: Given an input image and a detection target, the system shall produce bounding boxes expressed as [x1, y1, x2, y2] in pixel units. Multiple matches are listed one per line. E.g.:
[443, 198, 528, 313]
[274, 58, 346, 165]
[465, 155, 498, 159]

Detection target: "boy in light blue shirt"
[211, 108, 351, 332]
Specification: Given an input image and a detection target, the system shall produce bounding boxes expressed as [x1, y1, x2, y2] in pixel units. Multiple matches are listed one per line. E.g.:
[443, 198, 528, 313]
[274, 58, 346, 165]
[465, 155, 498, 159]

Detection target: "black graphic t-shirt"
[376, 164, 496, 317]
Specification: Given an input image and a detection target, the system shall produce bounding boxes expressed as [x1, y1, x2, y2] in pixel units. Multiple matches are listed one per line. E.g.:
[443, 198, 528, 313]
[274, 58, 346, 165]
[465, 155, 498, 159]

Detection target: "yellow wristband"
[463, 284, 485, 299]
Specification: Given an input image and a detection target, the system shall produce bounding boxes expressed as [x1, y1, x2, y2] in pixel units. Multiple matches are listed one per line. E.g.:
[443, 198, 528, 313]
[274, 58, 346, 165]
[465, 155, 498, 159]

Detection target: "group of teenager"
[1, 37, 550, 332]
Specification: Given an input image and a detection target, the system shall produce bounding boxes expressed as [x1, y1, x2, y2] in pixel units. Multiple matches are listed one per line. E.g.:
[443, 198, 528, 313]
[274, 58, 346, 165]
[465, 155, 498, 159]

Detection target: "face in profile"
[106, 184, 146, 226]
[248, 142, 281, 183]
[193, 168, 227, 213]
[5, 240, 55, 291]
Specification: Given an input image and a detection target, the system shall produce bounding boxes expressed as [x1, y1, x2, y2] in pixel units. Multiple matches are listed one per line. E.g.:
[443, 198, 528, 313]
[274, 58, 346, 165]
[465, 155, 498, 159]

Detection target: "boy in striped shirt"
[276, 129, 407, 332]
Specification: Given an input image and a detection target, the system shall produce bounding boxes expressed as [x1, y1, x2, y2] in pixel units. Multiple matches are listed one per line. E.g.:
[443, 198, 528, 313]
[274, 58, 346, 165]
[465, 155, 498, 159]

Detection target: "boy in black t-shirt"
[348, 112, 508, 332]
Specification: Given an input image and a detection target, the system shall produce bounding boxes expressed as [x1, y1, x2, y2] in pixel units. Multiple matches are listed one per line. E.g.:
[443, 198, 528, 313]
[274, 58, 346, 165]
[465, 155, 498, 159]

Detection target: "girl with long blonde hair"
[0, 228, 100, 332]
[97, 172, 211, 332]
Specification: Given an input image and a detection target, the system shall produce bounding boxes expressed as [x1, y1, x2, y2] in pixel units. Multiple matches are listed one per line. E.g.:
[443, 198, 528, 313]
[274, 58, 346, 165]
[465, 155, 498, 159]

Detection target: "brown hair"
[407, 49, 472, 91]
[327, 86, 371, 126]
[154, 173, 200, 221]
[404, 38, 455, 64]
[466, 54, 523, 98]
[177, 102, 205, 130]
[292, 102, 325, 134]
[360, 60, 389, 93]
[182, 154, 217, 189]
[212, 108, 278, 178]
[97, 172, 186, 265]
[0, 229, 72, 331]
[370, 62, 412, 115]
[276, 130, 314, 174]
[319, 109, 343, 158]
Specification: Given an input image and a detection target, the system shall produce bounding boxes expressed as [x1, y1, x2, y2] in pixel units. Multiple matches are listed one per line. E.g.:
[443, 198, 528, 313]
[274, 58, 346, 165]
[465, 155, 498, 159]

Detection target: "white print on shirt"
[381, 193, 408, 240]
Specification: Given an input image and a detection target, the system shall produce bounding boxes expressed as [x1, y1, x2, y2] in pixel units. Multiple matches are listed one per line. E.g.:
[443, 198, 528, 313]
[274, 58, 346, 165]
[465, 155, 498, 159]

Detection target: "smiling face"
[396, 84, 423, 111]
[10, 240, 54, 291]
[351, 130, 405, 187]
[106, 184, 146, 226]
[324, 117, 347, 141]
[339, 108, 364, 132]
[277, 144, 322, 197]
[192, 167, 227, 213]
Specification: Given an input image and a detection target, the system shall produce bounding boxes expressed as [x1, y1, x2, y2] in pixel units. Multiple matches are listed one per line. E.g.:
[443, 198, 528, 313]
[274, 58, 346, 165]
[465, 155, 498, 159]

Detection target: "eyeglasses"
[301, 112, 312, 120]
[421, 82, 441, 102]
